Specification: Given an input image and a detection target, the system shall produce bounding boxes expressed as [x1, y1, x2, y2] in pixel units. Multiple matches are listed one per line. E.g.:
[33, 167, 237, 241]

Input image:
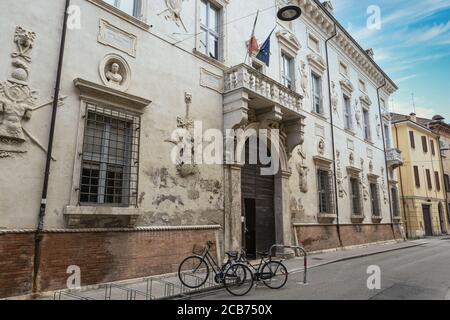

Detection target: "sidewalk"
[32, 239, 429, 300]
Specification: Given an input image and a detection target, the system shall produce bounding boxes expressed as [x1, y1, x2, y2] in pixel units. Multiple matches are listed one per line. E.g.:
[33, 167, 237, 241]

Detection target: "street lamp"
[277, 5, 302, 21]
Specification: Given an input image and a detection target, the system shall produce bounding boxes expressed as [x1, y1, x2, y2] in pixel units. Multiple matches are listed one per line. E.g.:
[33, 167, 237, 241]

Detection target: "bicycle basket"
[192, 244, 207, 256]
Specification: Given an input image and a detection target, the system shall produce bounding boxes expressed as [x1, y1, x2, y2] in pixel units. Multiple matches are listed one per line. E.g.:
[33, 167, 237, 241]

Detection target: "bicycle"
[178, 241, 254, 296]
[237, 249, 289, 289]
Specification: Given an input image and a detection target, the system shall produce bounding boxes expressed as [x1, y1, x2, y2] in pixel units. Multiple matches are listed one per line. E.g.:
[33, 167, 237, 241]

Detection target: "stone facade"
[0, 0, 401, 297]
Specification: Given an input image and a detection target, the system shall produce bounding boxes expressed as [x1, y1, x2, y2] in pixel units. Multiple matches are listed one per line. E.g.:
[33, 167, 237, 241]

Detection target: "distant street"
[193, 238, 450, 300]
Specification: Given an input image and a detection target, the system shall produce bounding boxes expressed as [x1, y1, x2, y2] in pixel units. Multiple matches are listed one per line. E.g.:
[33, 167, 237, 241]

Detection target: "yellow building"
[392, 113, 448, 238]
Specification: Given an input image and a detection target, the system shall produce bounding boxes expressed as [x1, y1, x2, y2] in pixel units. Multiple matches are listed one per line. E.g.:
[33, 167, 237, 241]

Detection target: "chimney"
[366, 48, 374, 59]
[322, 1, 334, 14]
[409, 113, 417, 122]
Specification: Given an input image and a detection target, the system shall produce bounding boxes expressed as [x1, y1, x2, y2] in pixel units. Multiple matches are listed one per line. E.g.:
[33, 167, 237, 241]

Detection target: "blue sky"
[332, 0, 450, 120]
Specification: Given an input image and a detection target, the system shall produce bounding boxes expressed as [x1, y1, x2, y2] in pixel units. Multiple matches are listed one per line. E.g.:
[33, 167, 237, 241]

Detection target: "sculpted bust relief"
[106, 63, 123, 87]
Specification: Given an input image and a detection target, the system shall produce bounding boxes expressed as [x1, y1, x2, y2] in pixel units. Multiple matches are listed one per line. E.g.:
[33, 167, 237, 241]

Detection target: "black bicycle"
[178, 241, 254, 296]
[238, 249, 289, 289]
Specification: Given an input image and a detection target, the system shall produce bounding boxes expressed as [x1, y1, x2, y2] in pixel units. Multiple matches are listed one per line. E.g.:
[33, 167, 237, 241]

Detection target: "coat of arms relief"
[158, 0, 189, 32]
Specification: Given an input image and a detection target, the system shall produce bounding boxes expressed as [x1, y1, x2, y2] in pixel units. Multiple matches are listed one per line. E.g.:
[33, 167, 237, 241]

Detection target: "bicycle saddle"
[257, 251, 270, 257]
[225, 251, 239, 258]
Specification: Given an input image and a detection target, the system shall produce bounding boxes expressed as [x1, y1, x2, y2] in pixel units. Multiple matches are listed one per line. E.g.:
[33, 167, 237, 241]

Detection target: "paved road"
[193, 238, 450, 300]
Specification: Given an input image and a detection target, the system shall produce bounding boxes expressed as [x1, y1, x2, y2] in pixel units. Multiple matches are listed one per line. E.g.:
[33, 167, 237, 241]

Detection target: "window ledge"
[193, 49, 227, 70]
[344, 129, 356, 136]
[86, 0, 151, 31]
[64, 205, 143, 228]
[317, 213, 337, 224]
[311, 111, 327, 121]
[372, 216, 383, 224]
[351, 215, 365, 224]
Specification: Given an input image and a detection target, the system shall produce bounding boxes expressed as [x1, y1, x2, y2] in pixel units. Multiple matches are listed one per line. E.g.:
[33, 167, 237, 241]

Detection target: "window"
[281, 52, 294, 90]
[308, 34, 320, 53]
[312, 73, 323, 114]
[317, 170, 334, 214]
[435, 171, 441, 191]
[384, 124, 391, 148]
[413, 166, 420, 187]
[350, 177, 362, 216]
[409, 131, 415, 149]
[79, 105, 140, 206]
[359, 79, 366, 93]
[426, 169, 432, 190]
[422, 136, 428, 153]
[104, 0, 141, 17]
[391, 187, 400, 217]
[339, 62, 348, 77]
[431, 139, 436, 156]
[445, 174, 450, 192]
[370, 183, 381, 217]
[363, 109, 371, 141]
[344, 95, 352, 130]
[199, 0, 221, 60]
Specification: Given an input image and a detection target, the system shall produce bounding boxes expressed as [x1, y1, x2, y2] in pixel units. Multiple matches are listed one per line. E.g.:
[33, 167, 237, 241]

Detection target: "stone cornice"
[297, 0, 398, 94]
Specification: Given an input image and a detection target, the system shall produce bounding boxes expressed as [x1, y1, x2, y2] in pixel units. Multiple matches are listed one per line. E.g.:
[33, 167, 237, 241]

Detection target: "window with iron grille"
[350, 177, 362, 216]
[79, 104, 140, 207]
[317, 169, 334, 214]
[370, 183, 381, 217]
[391, 187, 400, 217]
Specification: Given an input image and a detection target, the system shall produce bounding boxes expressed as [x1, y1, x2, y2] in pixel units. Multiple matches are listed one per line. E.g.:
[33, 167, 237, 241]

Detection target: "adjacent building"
[391, 113, 449, 238]
[0, 0, 400, 298]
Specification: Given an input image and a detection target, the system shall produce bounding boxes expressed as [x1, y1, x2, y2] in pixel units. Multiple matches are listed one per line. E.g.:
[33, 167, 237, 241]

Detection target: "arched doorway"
[241, 139, 275, 259]
[438, 202, 447, 234]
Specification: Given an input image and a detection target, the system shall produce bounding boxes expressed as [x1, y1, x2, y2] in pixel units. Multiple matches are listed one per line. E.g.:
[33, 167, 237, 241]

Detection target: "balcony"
[224, 64, 304, 116]
[386, 148, 403, 169]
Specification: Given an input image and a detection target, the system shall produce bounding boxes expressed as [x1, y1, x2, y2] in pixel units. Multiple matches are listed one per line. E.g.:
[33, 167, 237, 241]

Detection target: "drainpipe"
[376, 80, 395, 236]
[324, 24, 342, 247]
[33, 0, 71, 293]
[394, 123, 409, 238]
[437, 136, 449, 234]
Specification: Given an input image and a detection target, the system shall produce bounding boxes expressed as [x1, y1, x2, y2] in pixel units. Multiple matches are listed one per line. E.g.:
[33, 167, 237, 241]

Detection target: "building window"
[409, 131, 415, 149]
[339, 62, 348, 77]
[413, 166, 420, 188]
[281, 52, 295, 90]
[431, 139, 436, 156]
[199, 0, 221, 60]
[308, 34, 320, 53]
[384, 124, 391, 148]
[391, 187, 400, 217]
[311, 73, 323, 114]
[350, 177, 362, 216]
[370, 183, 381, 217]
[79, 105, 140, 206]
[344, 95, 352, 130]
[445, 174, 450, 192]
[104, 0, 142, 18]
[317, 169, 334, 214]
[435, 171, 441, 191]
[422, 136, 428, 153]
[363, 109, 371, 141]
[359, 79, 366, 93]
[426, 169, 432, 190]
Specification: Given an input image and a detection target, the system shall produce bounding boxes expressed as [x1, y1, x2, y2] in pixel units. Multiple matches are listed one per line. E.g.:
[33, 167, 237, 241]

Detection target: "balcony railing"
[386, 148, 403, 169]
[224, 64, 304, 113]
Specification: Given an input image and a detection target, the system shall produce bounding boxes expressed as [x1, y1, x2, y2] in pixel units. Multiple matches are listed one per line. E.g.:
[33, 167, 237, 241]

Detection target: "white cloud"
[406, 21, 450, 44]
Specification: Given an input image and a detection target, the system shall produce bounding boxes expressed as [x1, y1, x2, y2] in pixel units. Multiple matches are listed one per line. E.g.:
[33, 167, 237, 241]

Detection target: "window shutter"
[435, 172, 441, 191]
[426, 169, 432, 189]
[414, 166, 420, 187]
[409, 131, 415, 148]
[431, 140, 436, 156]
[422, 136, 428, 153]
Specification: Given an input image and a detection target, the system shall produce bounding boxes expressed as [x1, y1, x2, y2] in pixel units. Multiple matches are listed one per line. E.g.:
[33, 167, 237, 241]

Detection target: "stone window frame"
[368, 174, 382, 223]
[307, 31, 321, 54]
[358, 78, 367, 94]
[280, 50, 296, 90]
[314, 156, 336, 223]
[311, 71, 324, 115]
[339, 60, 349, 78]
[347, 166, 364, 223]
[195, 0, 229, 64]
[276, 29, 300, 91]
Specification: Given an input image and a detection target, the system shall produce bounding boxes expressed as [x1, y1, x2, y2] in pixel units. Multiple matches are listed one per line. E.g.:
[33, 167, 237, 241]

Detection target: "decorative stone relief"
[97, 19, 137, 57]
[158, 0, 189, 32]
[276, 29, 301, 57]
[336, 150, 347, 198]
[318, 138, 325, 156]
[339, 78, 354, 96]
[0, 26, 38, 157]
[359, 92, 372, 107]
[375, 114, 381, 138]
[331, 81, 339, 116]
[99, 54, 131, 91]
[361, 159, 369, 201]
[369, 160, 374, 173]
[307, 53, 326, 75]
[296, 148, 308, 193]
[354, 98, 362, 127]
[349, 152, 355, 166]
[299, 61, 309, 98]
[381, 167, 388, 204]
[200, 68, 223, 93]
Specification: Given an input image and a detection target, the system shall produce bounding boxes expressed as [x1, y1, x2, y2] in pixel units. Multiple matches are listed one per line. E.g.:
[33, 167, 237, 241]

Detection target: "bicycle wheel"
[261, 261, 288, 289]
[223, 263, 254, 296]
[178, 256, 210, 289]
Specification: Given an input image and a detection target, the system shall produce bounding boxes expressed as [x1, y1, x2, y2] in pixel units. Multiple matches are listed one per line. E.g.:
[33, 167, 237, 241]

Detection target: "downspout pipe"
[437, 136, 449, 234]
[325, 24, 342, 247]
[33, 0, 71, 293]
[376, 79, 395, 236]
[394, 123, 409, 238]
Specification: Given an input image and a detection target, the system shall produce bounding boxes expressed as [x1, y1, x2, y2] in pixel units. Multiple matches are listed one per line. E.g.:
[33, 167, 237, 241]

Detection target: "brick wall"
[295, 225, 340, 252]
[0, 227, 219, 298]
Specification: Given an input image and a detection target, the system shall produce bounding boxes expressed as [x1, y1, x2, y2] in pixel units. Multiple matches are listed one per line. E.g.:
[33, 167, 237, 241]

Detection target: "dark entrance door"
[422, 205, 433, 237]
[241, 140, 275, 259]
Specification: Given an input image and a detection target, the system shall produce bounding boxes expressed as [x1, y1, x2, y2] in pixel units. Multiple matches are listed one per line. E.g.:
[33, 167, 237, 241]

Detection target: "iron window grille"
[79, 104, 140, 207]
[391, 187, 401, 217]
[370, 183, 381, 217]
[317, 169, 335, 214]
[350, 177, 362, 216]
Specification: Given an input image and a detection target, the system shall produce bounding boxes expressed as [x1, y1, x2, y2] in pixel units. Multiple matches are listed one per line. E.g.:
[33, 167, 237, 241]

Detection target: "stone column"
[224, 164, 243, 252]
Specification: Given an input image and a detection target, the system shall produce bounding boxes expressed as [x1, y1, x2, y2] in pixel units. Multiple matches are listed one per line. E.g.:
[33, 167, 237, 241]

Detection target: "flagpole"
[244, 10, 259, 65]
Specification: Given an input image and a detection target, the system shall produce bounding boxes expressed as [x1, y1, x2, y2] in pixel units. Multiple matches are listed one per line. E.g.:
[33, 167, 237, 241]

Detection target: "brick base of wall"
[295, 223, 402, 252]
[0, 227, 219, 299]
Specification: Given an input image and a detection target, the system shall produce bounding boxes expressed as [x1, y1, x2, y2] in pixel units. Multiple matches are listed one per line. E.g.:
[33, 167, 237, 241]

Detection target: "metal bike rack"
[269, 244, 308, 285]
